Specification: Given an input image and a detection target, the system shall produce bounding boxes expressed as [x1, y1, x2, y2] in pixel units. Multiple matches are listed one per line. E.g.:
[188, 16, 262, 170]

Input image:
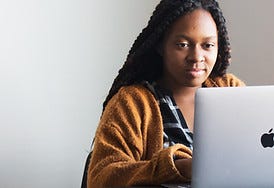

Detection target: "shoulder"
[204, 73, 246, 87]
[99, 84, 161, 135]
[116, 84, 157, 103]
[104, 84, 159, 114]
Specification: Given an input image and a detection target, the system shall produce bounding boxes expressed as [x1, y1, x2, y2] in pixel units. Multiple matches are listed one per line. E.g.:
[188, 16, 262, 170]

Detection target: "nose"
[186, 45, 205, 64]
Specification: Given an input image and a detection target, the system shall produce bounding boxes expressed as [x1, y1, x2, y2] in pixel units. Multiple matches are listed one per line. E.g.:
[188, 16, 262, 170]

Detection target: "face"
[160, 9, 218, 89]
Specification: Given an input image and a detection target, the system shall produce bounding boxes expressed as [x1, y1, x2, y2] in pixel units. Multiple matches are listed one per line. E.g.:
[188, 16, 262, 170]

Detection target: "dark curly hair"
[103, 0, 231, 110]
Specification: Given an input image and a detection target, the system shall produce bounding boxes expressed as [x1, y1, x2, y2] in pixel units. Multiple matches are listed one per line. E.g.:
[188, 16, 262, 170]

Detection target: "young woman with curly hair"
[85, 0, 245, 187]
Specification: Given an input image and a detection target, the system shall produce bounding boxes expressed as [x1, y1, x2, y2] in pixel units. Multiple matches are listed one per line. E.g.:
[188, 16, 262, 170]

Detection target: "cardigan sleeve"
[87, 85, 192, 188]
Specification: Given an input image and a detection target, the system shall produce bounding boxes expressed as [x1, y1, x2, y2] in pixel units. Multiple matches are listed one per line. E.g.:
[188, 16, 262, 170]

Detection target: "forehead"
[166, 9, 217, 39]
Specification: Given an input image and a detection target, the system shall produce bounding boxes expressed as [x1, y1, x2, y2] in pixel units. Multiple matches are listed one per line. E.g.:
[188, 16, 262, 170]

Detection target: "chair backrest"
[81, 152, 92, 188]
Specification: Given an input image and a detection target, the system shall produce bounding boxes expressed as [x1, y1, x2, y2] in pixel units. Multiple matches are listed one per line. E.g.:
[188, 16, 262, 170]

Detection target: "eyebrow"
[175, 34, 218, 41]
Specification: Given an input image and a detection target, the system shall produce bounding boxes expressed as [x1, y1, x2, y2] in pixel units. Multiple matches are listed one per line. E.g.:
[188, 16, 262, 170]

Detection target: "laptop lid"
[192, 86, 274, 188]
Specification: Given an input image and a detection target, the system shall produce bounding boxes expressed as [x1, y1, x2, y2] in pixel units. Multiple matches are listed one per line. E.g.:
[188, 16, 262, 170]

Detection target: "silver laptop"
[192, 86, 274, 188]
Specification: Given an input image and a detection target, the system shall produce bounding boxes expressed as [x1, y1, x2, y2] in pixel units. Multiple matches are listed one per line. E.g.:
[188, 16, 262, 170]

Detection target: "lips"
[190, 68, 204, 72]
[186, 68, 206, 77]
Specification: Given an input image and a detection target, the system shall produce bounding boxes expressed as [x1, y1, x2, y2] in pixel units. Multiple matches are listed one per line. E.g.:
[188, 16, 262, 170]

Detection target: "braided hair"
[103, 0, 230, 110]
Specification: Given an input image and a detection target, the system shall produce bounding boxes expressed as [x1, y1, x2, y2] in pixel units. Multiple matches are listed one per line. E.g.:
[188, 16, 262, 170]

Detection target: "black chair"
[81, 152, 92, 188]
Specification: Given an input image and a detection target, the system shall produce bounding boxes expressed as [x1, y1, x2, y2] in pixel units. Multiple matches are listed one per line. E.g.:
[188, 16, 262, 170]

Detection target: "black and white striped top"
[144, 81, 193, 150]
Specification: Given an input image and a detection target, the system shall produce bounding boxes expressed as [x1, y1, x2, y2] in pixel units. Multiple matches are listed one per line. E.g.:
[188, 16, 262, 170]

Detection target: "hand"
[174, 158, 192, 179]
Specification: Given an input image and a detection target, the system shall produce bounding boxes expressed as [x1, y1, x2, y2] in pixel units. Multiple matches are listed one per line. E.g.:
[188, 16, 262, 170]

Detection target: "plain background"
[1, 0, 274, 187]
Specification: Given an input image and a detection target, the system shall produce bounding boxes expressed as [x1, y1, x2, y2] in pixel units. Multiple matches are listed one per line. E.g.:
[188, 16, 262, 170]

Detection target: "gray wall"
[0, 1, 159, 187]
[220, 0, 274, 85]
[1, 0, 274, 187]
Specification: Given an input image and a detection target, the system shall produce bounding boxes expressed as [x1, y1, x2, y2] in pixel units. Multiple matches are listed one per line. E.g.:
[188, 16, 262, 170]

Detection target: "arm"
[87, 85, 192, 187]
[174, 158, 192, 180]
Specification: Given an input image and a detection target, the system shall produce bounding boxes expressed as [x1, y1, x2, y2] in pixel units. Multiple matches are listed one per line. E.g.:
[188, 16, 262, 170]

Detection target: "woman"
[87, 0, 245, 187]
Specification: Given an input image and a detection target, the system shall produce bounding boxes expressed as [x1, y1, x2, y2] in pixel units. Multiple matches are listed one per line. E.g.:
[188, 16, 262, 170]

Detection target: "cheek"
[163, 48, 185, 64]
[162, 53, 183, 71]
[209, 57, 217, 67]
[207, 51, 218, 67]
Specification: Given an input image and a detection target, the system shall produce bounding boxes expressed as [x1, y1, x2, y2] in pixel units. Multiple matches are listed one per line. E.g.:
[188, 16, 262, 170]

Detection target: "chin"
[187, 78, 206, 87]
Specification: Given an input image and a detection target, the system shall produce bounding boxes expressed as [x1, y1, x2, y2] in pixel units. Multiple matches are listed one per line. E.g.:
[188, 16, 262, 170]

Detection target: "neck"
[157, 79, 200, 100]
[174, 86, 199, 98]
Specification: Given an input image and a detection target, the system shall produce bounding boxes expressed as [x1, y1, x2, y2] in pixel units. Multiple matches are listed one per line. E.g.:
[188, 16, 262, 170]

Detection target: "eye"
[176, 42, 189, 48]
[203, 43, 216, 49]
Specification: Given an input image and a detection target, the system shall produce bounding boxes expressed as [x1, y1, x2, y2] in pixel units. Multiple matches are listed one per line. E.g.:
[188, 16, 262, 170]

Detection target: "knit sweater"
[87, 74, 245, 188]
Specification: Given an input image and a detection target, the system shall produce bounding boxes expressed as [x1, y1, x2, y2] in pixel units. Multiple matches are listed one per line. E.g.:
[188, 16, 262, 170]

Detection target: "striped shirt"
[144, 81, 193, 150]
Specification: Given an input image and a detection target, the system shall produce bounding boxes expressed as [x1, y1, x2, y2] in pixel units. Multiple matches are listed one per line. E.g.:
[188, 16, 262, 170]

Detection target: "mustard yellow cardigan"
[87, 74, 245, 188]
